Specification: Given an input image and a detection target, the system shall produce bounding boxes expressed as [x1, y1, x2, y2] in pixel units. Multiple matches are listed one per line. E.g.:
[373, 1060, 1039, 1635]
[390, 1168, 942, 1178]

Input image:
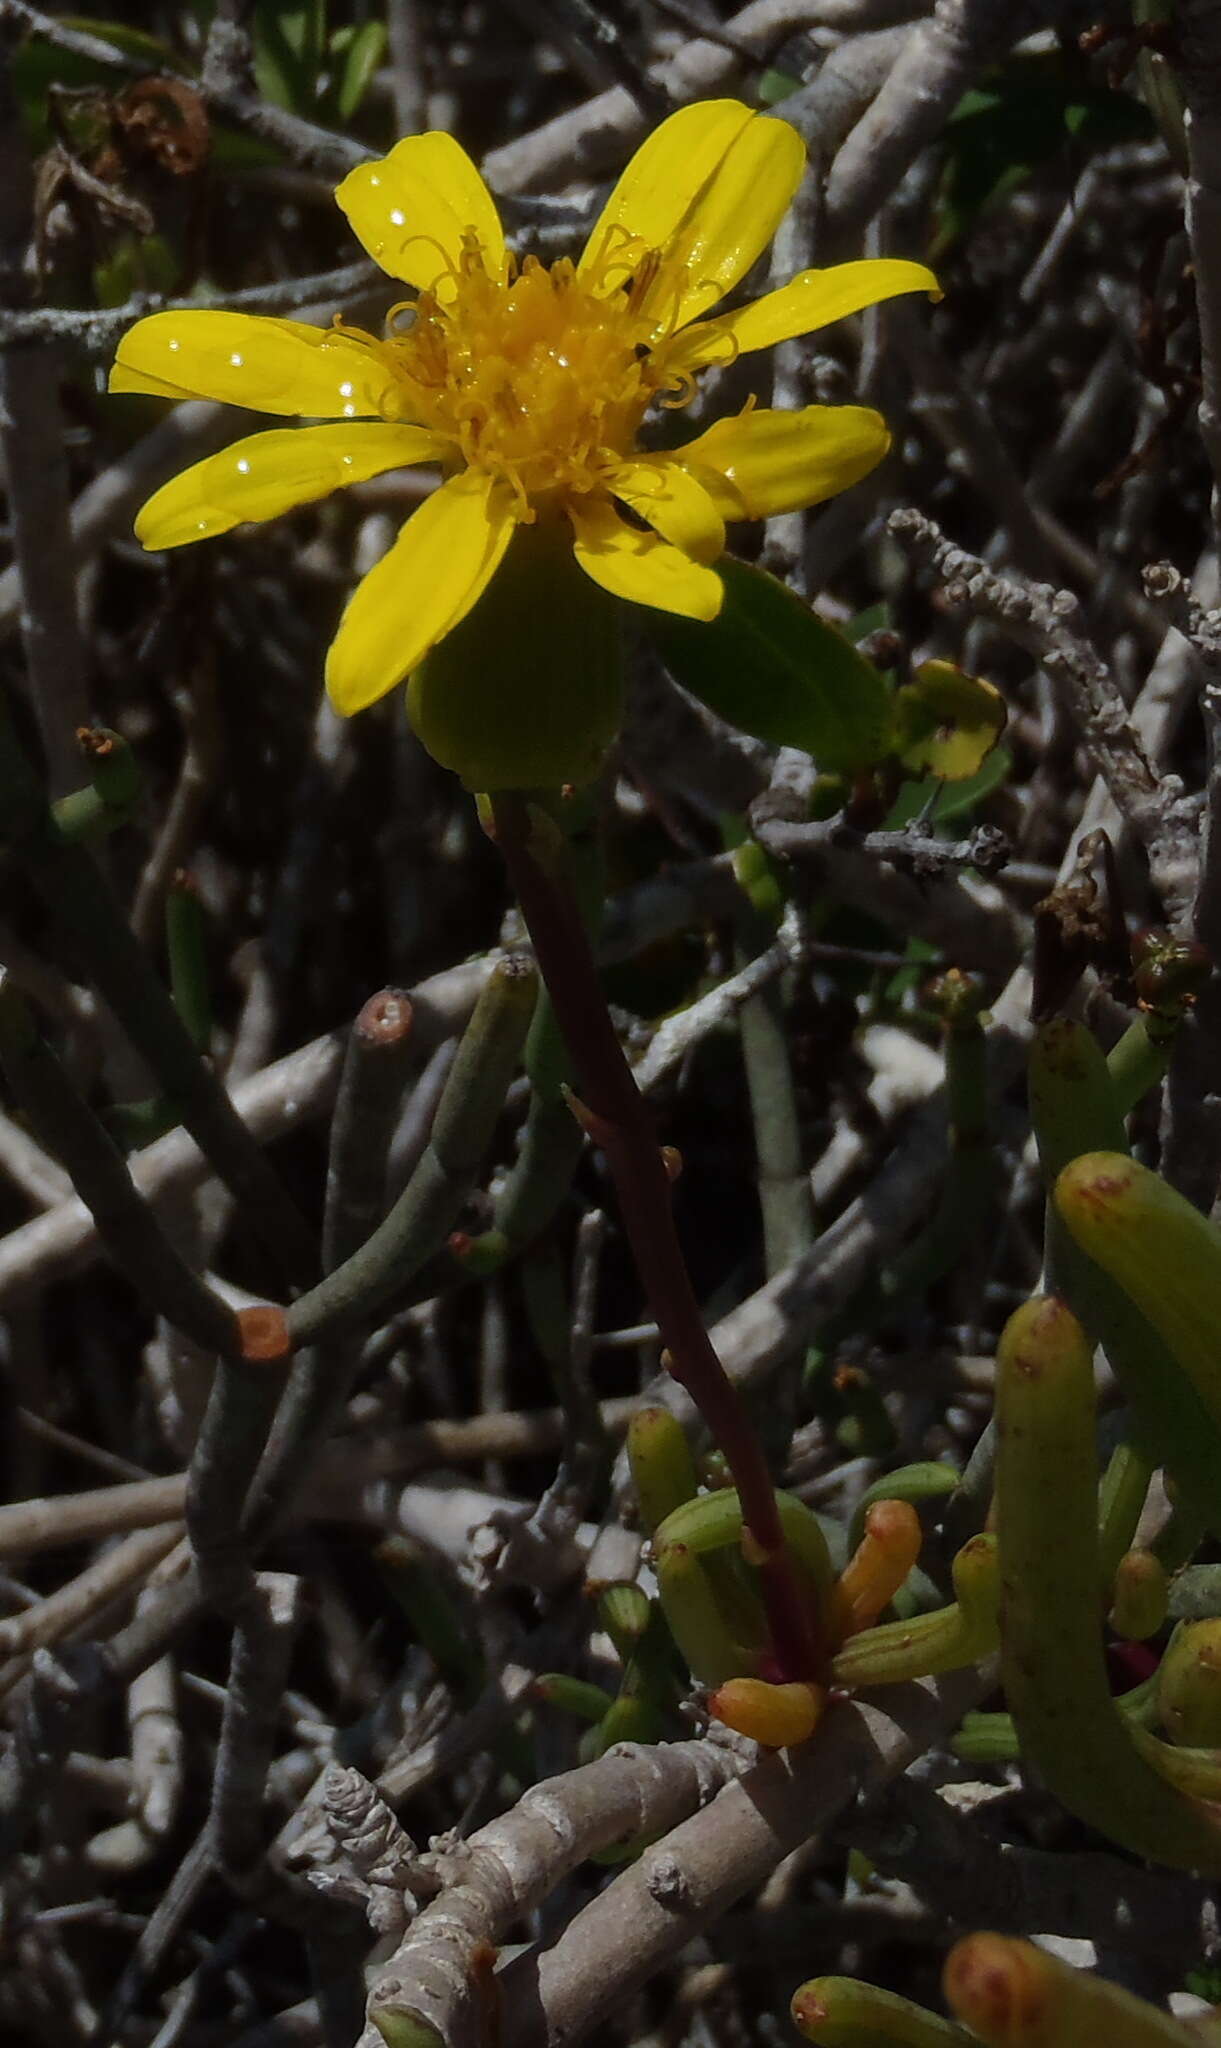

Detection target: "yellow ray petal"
[578, 100, 755, 286]
[677, 405, 890, 521]
[569, 495, 722, 620]
[134, 423, 450, 550]
[673, 258, 941, 370]
[606, 457, 725, 563]
[326, 468, 516, 714]
[645, 113, 806, 334]
[335, 133, 505, 294]
[110, 311, 393, 418]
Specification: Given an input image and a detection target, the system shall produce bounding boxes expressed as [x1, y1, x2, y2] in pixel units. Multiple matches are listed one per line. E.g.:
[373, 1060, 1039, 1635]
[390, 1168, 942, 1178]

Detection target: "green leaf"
[757, 68, 802, 105]
[254, 0, 326, 110]
[645, 556, 891, 776]
[891, 659, 1006, 782]
[934, 52, 1151, 255]
[844, 599, 891, 643]
[93, 232, 179, 309]
[335, 18, 387, 120]
[886, 745, 1012, 829]
[12, 17, 190, 148]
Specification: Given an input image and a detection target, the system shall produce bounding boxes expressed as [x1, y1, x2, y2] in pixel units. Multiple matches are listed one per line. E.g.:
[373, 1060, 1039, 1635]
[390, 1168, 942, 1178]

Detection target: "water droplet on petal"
[342, 404, 356, 418]
[168, 338, 181, 352]
[338, 381, 354, 398]
[229, 352, 244, 368]
[390, 209, 406, 227]
[236, 458, 251, 475]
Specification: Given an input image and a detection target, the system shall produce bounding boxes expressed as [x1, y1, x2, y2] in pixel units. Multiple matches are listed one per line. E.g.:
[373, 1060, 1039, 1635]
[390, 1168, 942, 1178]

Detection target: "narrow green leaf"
[336, 19, 387, 119]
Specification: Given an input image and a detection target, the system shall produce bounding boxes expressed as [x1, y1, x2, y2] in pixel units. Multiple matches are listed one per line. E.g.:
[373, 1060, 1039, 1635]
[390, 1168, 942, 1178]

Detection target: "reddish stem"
[490, 793, 823, 1682]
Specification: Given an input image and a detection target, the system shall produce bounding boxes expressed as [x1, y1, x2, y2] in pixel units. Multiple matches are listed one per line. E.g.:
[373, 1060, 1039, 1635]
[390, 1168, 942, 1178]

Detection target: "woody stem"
[490, 791, 824, 1683]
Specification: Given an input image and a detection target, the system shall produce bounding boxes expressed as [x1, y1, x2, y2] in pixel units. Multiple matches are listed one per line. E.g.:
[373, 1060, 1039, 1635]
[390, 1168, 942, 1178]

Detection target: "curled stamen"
[660, 370, 698, 410]
[587, 223, 652, 298]
[326, 316, 381, 352]
[675, 325, 739, 375]
[397, 230, 463, 295]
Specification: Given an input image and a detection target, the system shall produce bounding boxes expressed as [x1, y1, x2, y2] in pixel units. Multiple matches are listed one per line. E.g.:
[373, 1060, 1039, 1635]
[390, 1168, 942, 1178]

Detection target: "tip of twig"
[236, 1304, 293, 1363]
[355, 988, 415, 1048]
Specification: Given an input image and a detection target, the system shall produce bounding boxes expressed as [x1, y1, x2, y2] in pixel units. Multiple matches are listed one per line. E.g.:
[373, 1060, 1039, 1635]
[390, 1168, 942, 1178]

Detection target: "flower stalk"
[489, 789, 825, 1681]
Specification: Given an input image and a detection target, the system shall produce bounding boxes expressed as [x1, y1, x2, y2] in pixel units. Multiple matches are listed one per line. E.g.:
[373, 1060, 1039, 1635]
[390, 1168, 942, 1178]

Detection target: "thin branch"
[630, 929, 796, 1094]
[322, 988, 416, 1275]
[0, 260, 382, 351]
[823, 0, 1052, 243]
[211, 1573, 305, 1884]
[499, 1665, 991, 2044]
[888, 507, 1200, 929]
[0, 959, 488, 1304]
[483, 0, 839, 193]
[1178, 0, 1221, 554]
[0, 979, 240, 1355]
[0, 32, 89, 792]
[1, 2, 373, 179]
[0, 1524, 184, 1667]
[848, 1777, 1221, 1988]
[365, 1734, 752, 2046]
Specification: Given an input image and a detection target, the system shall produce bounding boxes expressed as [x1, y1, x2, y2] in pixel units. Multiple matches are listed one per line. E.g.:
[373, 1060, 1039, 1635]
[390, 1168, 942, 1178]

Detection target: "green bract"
[408, 521, 624, 790]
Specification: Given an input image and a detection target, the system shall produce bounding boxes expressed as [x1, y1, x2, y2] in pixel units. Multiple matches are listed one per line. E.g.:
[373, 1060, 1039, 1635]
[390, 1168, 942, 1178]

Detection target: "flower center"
[354, 241, 693, 510]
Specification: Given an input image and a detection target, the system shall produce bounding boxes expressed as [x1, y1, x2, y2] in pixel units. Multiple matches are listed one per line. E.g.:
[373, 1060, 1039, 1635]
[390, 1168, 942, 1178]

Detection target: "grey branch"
[0, 37, 89, 791]
[755, 814, 1011, 881]
[889, 507, 1201, 928]
[823, 0, 1052, 242]
[365, 1734, 750, 2048]
[0, 261, 382, 352]
[1178, 0, 1221, 550]
[499, 1665, 990, 2045]
[1143, 558, 1221, 677]
[850, 1777, 1221, 1989]
[0, 959, 489, 1305]
[484, 0, 842, 193]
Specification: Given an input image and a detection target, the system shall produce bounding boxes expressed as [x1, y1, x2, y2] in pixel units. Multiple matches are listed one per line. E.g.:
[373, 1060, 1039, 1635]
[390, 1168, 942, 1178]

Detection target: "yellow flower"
[111, 101, 937, 717]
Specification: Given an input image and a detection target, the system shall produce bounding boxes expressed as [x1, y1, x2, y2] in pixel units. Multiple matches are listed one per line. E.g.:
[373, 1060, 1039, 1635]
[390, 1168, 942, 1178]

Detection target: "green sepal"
[644, 556, 891, 776]
[408, 521, 624, 791]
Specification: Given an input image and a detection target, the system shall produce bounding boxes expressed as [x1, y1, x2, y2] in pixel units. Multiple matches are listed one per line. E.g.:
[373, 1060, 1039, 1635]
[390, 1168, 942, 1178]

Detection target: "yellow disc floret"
[354, 236, 690, 512]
